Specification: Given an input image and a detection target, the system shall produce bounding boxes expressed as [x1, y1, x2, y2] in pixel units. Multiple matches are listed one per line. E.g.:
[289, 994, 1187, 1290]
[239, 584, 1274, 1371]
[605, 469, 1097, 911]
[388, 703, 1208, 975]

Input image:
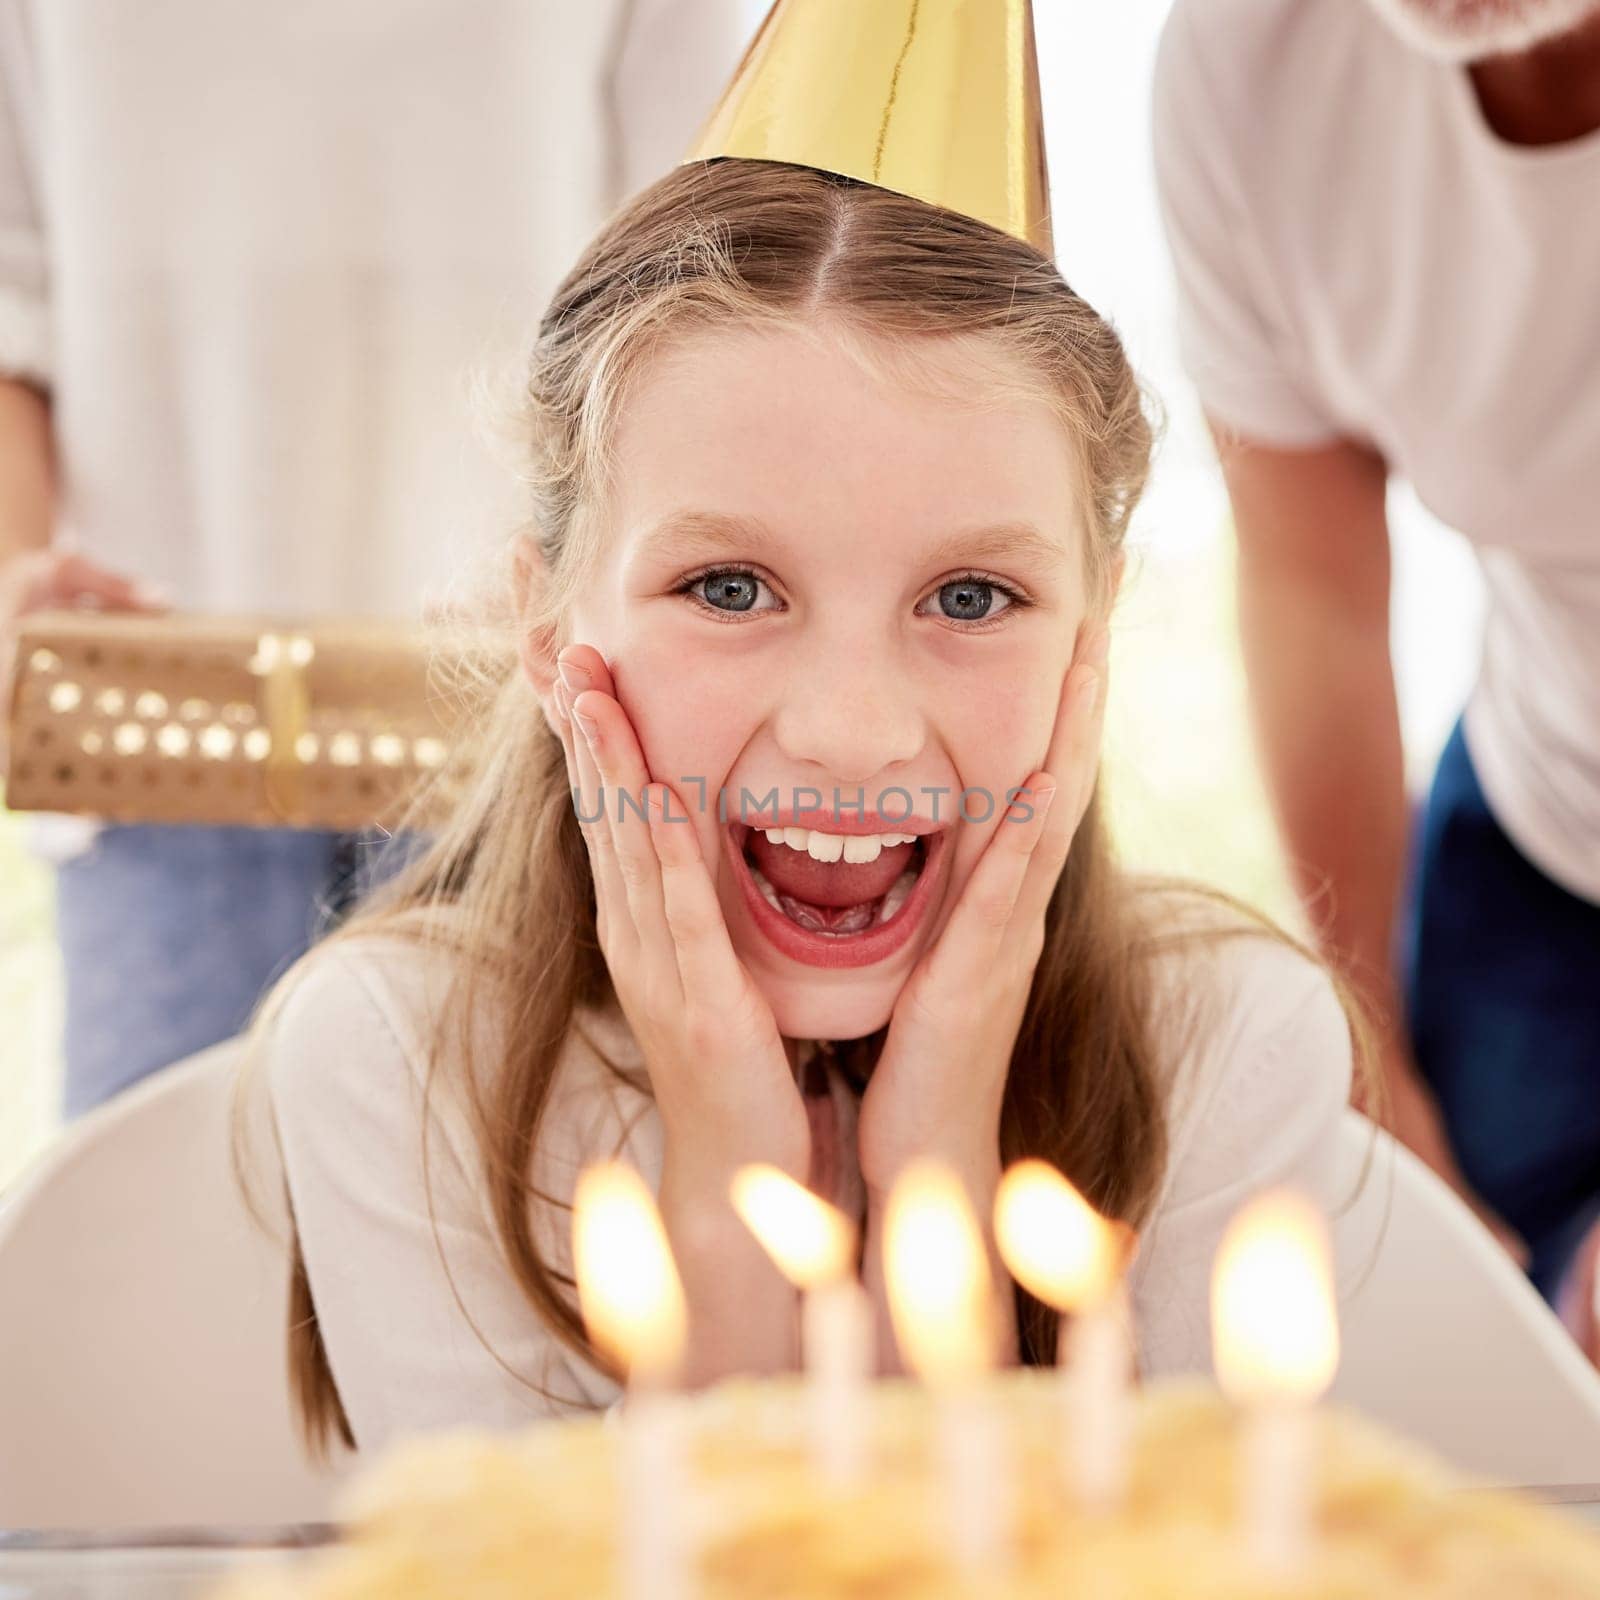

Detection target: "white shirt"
[261, 909, 1355, 1455]
[0, 0, 745, 623]
[1152, 0, 1600, 905]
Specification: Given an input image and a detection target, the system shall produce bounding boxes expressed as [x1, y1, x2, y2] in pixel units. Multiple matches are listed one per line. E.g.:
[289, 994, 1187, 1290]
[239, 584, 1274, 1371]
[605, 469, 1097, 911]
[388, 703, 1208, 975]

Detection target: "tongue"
[747, 830, 915, 906]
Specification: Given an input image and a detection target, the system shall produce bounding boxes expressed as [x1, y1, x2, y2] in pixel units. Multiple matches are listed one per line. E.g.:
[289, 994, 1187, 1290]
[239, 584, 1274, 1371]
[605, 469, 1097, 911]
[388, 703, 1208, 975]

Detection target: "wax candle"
[883, 1159, 1013, 1578]
[573, 1162, 692, 1600]
[1211, 1188, 1340, 1575]
[994, 1158, 1137, 1514]
[731, 1163, 874, 1486]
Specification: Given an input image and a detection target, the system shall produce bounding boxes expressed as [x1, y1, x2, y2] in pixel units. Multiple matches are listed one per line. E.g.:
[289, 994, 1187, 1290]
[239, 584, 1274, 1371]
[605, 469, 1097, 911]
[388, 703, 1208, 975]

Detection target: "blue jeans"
[55, 823, 424, 1119]
[1401, 717, 1600, 1305]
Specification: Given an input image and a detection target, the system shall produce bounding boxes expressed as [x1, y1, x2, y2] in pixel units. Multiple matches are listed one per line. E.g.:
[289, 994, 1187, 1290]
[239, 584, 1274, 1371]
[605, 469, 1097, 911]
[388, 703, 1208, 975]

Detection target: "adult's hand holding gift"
[0, 549, 170, 772]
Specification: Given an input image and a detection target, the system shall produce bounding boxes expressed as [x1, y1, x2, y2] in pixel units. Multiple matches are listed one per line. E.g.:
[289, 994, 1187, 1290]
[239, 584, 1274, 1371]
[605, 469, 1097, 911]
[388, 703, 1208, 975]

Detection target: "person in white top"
[244, 155, 1367, 1455]
[0, 0, 749, 1117]
[1152, 0, 1600, 1353]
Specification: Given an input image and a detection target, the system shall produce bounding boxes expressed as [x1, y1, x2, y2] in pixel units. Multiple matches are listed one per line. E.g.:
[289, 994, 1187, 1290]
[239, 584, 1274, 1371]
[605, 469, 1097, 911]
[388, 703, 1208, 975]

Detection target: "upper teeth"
[760, 826, 919, 864]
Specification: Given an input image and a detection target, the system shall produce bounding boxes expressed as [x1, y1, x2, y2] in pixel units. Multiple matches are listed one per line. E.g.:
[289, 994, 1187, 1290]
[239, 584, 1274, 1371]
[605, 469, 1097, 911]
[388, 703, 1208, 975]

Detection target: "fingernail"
[134, 581, 173, 606]
[558, 658, 591, 694]
[1035, 786, 1058, 819]
[571, 697, 598, 738]
[1077, 671, 1101, 713]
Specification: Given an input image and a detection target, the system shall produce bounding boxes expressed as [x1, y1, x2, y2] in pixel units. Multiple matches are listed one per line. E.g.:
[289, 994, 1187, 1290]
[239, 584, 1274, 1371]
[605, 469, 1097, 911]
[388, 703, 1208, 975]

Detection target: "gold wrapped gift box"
[3, 611, 465, 831]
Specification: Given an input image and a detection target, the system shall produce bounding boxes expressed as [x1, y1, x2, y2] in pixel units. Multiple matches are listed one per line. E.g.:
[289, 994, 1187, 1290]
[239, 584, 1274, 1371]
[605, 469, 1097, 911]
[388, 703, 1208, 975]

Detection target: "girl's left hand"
[856, 624, 1112, 1206]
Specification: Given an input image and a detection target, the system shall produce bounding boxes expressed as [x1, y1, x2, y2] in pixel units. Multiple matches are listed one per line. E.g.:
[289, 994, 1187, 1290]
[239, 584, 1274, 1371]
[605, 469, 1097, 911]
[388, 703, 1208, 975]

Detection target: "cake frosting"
[217, 1371, 1600, 1598]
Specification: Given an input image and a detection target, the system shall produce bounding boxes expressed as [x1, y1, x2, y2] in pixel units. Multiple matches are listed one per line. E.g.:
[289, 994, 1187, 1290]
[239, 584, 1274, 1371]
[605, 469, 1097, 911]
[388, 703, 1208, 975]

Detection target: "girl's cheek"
[621, 656, 753, 795]
[951, 668, 1055, 778]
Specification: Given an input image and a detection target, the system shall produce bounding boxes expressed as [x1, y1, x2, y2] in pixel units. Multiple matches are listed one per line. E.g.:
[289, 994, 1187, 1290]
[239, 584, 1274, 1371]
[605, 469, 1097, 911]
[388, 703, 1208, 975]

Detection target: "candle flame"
[994, 1159, 1132, 1312]
[1212, 1189, 1339, 1404]
[572, 1161, 687, 1386]
[730, 1164, 856, 1289]
[884, 1160, 996, 1386]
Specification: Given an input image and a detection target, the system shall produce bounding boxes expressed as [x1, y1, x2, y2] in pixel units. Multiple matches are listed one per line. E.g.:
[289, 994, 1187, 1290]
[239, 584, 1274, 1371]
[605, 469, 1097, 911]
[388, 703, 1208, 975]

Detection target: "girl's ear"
[510, 532, 559, 699]
[512, 531, 569, 748]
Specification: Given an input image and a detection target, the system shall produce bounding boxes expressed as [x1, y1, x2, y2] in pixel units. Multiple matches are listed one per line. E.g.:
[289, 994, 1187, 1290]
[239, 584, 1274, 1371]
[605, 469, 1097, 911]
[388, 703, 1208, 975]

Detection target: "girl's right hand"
[547, 644, 808, 1154]
[547, 644, 810, 1382]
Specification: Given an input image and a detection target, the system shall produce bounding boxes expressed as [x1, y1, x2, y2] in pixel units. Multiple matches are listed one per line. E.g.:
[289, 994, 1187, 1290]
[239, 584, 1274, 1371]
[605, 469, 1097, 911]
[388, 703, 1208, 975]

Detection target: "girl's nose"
[768, 637, 923, 785]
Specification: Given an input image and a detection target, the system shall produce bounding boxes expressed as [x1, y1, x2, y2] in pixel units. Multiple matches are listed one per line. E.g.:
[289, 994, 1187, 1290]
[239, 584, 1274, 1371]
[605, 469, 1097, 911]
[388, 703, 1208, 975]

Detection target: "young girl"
[245, 157, 1373, 1458]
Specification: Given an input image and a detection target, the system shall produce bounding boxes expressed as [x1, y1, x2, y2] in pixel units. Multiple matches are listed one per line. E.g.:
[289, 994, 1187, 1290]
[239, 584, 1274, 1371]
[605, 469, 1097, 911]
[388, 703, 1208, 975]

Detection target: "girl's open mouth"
[722, 819, 949, 970]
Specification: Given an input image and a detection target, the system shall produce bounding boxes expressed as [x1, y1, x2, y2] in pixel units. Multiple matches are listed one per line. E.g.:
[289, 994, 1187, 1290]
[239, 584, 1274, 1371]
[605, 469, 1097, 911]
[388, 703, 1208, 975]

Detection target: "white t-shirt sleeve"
[0, 0, 49, 388]
[264, 943, 619, 1456]
[1150, 1, 1341, 449]
[1130, 934, 1354, 1377]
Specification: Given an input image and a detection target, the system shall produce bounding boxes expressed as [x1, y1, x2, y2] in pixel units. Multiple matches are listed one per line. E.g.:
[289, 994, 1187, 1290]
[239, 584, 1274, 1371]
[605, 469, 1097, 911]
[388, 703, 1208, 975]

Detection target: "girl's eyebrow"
[638, 510, 1070, 573]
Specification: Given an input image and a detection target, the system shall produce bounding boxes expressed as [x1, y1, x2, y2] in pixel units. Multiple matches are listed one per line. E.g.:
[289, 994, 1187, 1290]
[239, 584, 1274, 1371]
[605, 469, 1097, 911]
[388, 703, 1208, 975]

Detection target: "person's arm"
[1224, 429, 1402, 1013]
[0, 382, 164, 666]
[1216, 427, 1528, 1264]
[0, 374, 50, 561]
[1554, 1211, 1600, 1370]
[0, 13, 161, 756]
[0, 7, 62, 701]
[0, 384, 163, 764]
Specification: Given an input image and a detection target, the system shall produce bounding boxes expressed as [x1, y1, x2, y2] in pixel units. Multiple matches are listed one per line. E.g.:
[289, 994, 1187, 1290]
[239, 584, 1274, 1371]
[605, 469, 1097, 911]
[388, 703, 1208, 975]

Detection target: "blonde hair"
[235, 158, 1380, 1456]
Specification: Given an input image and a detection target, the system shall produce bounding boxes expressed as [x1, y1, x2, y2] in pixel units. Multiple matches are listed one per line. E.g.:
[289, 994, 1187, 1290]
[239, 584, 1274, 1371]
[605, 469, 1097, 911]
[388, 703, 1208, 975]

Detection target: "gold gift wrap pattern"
[4, 612, 459, 830]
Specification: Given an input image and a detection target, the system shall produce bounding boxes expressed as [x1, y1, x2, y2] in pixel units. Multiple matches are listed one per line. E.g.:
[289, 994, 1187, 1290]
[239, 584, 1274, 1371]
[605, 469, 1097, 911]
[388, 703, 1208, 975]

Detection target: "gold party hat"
[682, 0, 1053, 259]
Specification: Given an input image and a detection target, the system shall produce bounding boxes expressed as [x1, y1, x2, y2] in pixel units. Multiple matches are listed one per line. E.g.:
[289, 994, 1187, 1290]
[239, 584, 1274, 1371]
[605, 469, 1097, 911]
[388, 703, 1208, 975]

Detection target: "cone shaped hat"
[682, 0, 1053, 259]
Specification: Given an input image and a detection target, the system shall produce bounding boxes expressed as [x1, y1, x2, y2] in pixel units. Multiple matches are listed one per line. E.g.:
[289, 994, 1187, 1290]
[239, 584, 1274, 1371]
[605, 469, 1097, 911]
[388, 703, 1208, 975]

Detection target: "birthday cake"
[216, 1370, 1600, 1600]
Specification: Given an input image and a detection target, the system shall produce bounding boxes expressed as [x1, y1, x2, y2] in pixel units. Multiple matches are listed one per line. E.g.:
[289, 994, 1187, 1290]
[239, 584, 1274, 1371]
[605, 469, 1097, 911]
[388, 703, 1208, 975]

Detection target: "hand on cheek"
[547, 642, 808, 1176]
[856, 623, 1112, 1208]
[547, 641, 811, 1383]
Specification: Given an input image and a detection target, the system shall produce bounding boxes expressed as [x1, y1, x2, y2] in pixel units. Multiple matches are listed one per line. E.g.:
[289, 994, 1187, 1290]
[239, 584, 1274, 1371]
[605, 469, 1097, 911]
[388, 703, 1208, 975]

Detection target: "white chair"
[1329, 1106, 1600, 1487]
[0, 1037, 354, 1529]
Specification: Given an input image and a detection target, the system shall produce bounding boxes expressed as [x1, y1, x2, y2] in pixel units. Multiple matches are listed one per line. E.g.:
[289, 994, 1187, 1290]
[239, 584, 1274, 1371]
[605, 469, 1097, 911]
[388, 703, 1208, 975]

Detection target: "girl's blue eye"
[694, 569, 762, 613]
[673, 566, 1030, 629]
[932, 576, 1009, 624]
[907, 572, 1028, 629]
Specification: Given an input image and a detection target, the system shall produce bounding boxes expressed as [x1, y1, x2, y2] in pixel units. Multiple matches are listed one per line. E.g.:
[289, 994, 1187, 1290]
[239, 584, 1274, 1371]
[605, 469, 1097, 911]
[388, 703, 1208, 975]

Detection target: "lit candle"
[730, 1164, 873, 1487]
[1211, 1188, 1339, 1576]
[572, 1162, 692, 1600]
[994, 1159, 1136, 1514]
[883, 1159, 1013, 1579]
